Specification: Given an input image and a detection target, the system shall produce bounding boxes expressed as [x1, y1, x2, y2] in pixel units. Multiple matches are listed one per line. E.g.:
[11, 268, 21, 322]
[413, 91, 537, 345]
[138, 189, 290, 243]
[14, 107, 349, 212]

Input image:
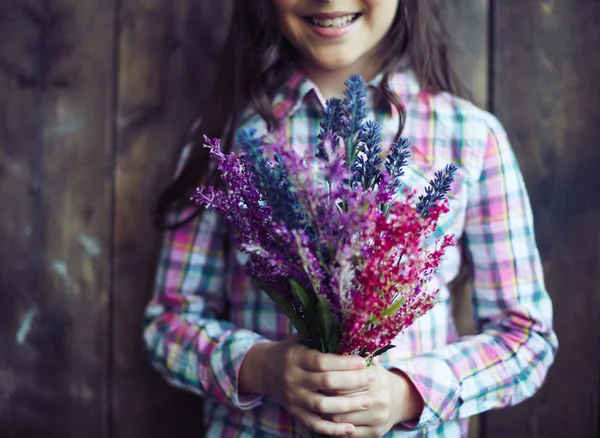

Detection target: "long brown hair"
[155, 0, 465, 228]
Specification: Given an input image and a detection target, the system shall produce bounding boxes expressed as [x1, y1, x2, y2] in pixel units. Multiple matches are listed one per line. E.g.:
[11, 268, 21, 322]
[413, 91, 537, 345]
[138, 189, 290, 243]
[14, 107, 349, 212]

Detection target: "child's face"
[271, 0, 399, 78]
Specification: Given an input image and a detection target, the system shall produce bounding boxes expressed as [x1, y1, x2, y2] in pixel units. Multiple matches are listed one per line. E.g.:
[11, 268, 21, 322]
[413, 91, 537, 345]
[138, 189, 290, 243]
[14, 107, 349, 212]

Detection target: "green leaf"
[252, 278, 310, 342]
[317, 296, 335, 353]
[289, 279, 322, 350]
[329, 326, 342, 354]
[373, 344, 396, 358]
[290, 279, 317, 307]
[368, 314, 380, 325]
[381, 297, 407, 319]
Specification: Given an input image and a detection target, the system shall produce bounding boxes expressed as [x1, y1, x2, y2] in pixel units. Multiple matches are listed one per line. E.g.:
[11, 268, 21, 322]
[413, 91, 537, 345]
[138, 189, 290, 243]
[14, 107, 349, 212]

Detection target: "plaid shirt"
[144, 69, 558, 437]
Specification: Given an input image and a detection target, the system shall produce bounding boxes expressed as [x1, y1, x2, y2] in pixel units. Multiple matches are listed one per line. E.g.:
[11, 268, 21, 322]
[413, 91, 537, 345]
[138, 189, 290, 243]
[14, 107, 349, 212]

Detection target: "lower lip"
[305, 16, 360, 39]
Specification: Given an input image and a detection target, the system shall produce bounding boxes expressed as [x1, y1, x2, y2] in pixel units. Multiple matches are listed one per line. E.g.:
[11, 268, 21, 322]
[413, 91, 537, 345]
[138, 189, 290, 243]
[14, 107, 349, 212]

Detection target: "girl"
[144, 1, 558, 437]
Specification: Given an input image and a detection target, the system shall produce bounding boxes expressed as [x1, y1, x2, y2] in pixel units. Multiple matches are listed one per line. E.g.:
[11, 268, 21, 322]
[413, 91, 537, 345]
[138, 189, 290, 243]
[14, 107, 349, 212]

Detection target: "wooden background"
[0, 1, 599, 437]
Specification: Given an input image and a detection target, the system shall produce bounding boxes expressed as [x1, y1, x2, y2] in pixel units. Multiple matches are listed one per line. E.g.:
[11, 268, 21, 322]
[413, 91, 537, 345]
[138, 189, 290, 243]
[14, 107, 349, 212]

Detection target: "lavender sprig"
[192, 137, 273, 248]
[352, 121, 383, 190]
[316, 98, 344, 161]
[384, 137, 411, 190]
[416, 164, 458, 217]
[342, 74, 368, 165]
[238, 129, 306, 230]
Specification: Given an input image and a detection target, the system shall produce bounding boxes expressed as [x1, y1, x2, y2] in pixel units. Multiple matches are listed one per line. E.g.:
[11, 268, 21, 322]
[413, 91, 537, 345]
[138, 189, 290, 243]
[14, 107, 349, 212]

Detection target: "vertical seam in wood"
[595, 242, 600, 438]
[107, 0, 122, 437]
[487, 0, 496, 113]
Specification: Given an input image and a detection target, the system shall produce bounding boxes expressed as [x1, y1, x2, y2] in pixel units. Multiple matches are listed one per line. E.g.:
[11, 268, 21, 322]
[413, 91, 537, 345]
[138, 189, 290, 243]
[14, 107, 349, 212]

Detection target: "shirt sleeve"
[143, 140, 270, 411]
[390, 117, 558, 428]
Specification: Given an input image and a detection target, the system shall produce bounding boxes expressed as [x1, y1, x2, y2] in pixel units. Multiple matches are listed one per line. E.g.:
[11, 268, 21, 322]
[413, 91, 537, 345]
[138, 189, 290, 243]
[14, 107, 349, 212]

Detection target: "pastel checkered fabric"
[144, 69, 558, 437]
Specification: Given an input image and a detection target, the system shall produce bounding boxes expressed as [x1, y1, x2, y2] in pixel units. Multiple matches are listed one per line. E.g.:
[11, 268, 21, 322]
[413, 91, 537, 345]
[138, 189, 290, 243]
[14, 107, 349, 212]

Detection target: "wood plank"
[0, 0, 115, 436]
[111, 1, 232, 437]
[485, 1, 600, 437]
[438, 0, 490, 109]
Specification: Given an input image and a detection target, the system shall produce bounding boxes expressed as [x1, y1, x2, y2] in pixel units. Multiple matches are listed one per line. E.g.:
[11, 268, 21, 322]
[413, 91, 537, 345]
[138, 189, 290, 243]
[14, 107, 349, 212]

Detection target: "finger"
[289, 406, 355, 436]
[300, 350, 366, 372]
[333, 410, 387, 427]
[301, 390, 372, 415]
[302, 369, 376, 392]
[332, 411, 370, 426]
[322, 386, 371, 396]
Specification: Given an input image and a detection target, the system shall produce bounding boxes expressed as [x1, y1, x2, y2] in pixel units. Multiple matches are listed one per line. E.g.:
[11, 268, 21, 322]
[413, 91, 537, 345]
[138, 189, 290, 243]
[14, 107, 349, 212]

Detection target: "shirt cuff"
[389, 354, 461, 429]
[206, 328, 271, 411]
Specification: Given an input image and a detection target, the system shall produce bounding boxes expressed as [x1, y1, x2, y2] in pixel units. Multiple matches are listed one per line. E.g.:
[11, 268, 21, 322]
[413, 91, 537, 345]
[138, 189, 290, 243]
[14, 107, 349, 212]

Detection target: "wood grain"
[111, 1, 232, 437]
[0, 0, 115, 436]
[438, 0, 490, 109]
[485, 1, 600, 436]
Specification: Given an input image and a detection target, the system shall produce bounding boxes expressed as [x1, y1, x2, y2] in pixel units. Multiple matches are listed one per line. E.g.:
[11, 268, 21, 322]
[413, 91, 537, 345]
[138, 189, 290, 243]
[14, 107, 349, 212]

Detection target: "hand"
[240, 334, 377, 436]
[330, 360, 424, 438]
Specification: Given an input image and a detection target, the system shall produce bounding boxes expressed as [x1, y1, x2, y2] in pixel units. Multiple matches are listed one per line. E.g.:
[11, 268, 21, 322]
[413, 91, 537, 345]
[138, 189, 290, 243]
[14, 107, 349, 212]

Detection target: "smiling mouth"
[305, 13, 362, 28]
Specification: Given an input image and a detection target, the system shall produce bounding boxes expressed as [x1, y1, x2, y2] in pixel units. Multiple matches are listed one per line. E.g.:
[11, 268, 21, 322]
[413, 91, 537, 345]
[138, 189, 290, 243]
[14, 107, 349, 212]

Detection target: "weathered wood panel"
[111, 1, 232, 437]
[485, 1, 600, 437]
[438, 0, 490, 109]
[0, 0, 115, 437]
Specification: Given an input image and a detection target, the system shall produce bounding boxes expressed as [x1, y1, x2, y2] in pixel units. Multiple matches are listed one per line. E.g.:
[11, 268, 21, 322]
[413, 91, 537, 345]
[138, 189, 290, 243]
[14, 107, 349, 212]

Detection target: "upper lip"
[304, 12, 360, 19]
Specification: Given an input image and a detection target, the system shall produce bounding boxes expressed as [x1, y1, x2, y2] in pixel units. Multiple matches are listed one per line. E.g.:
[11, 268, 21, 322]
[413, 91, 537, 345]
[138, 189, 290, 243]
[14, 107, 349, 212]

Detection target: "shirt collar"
[272, 66, 422, 122]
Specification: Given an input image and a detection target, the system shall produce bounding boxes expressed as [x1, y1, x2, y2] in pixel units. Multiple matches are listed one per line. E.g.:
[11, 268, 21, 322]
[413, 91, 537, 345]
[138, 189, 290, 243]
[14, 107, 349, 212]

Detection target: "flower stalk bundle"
[193, 75, 457, 364]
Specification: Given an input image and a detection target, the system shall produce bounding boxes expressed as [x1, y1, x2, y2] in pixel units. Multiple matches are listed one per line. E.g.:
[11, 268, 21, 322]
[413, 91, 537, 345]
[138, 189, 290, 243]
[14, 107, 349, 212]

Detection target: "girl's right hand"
[242, 334, 376, 436]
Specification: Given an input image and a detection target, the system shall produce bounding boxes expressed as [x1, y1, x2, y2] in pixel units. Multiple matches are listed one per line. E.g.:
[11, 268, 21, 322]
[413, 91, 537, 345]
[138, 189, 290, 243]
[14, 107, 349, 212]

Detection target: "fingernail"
[362, 397, 372, 409]
[346, 425, 355, 435]
[367, 371, 376, 383]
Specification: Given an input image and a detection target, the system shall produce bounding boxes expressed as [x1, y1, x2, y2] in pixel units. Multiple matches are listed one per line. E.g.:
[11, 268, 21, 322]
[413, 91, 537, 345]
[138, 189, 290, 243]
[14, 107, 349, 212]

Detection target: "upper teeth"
[310, 14, 358, 28]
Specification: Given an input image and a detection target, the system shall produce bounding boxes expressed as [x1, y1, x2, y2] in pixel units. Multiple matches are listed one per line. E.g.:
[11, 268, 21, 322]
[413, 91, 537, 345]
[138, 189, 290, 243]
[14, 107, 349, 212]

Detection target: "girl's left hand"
[329, 361, 424, 438]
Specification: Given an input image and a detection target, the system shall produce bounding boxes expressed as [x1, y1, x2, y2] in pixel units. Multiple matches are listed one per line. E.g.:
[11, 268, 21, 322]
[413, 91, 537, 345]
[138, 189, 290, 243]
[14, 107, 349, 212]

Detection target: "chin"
[310, 53, 360, 72]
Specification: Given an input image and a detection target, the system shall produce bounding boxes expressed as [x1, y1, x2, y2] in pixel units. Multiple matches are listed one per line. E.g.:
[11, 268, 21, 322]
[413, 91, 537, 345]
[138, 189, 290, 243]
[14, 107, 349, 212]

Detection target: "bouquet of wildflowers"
[193, 75, 456, 364]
